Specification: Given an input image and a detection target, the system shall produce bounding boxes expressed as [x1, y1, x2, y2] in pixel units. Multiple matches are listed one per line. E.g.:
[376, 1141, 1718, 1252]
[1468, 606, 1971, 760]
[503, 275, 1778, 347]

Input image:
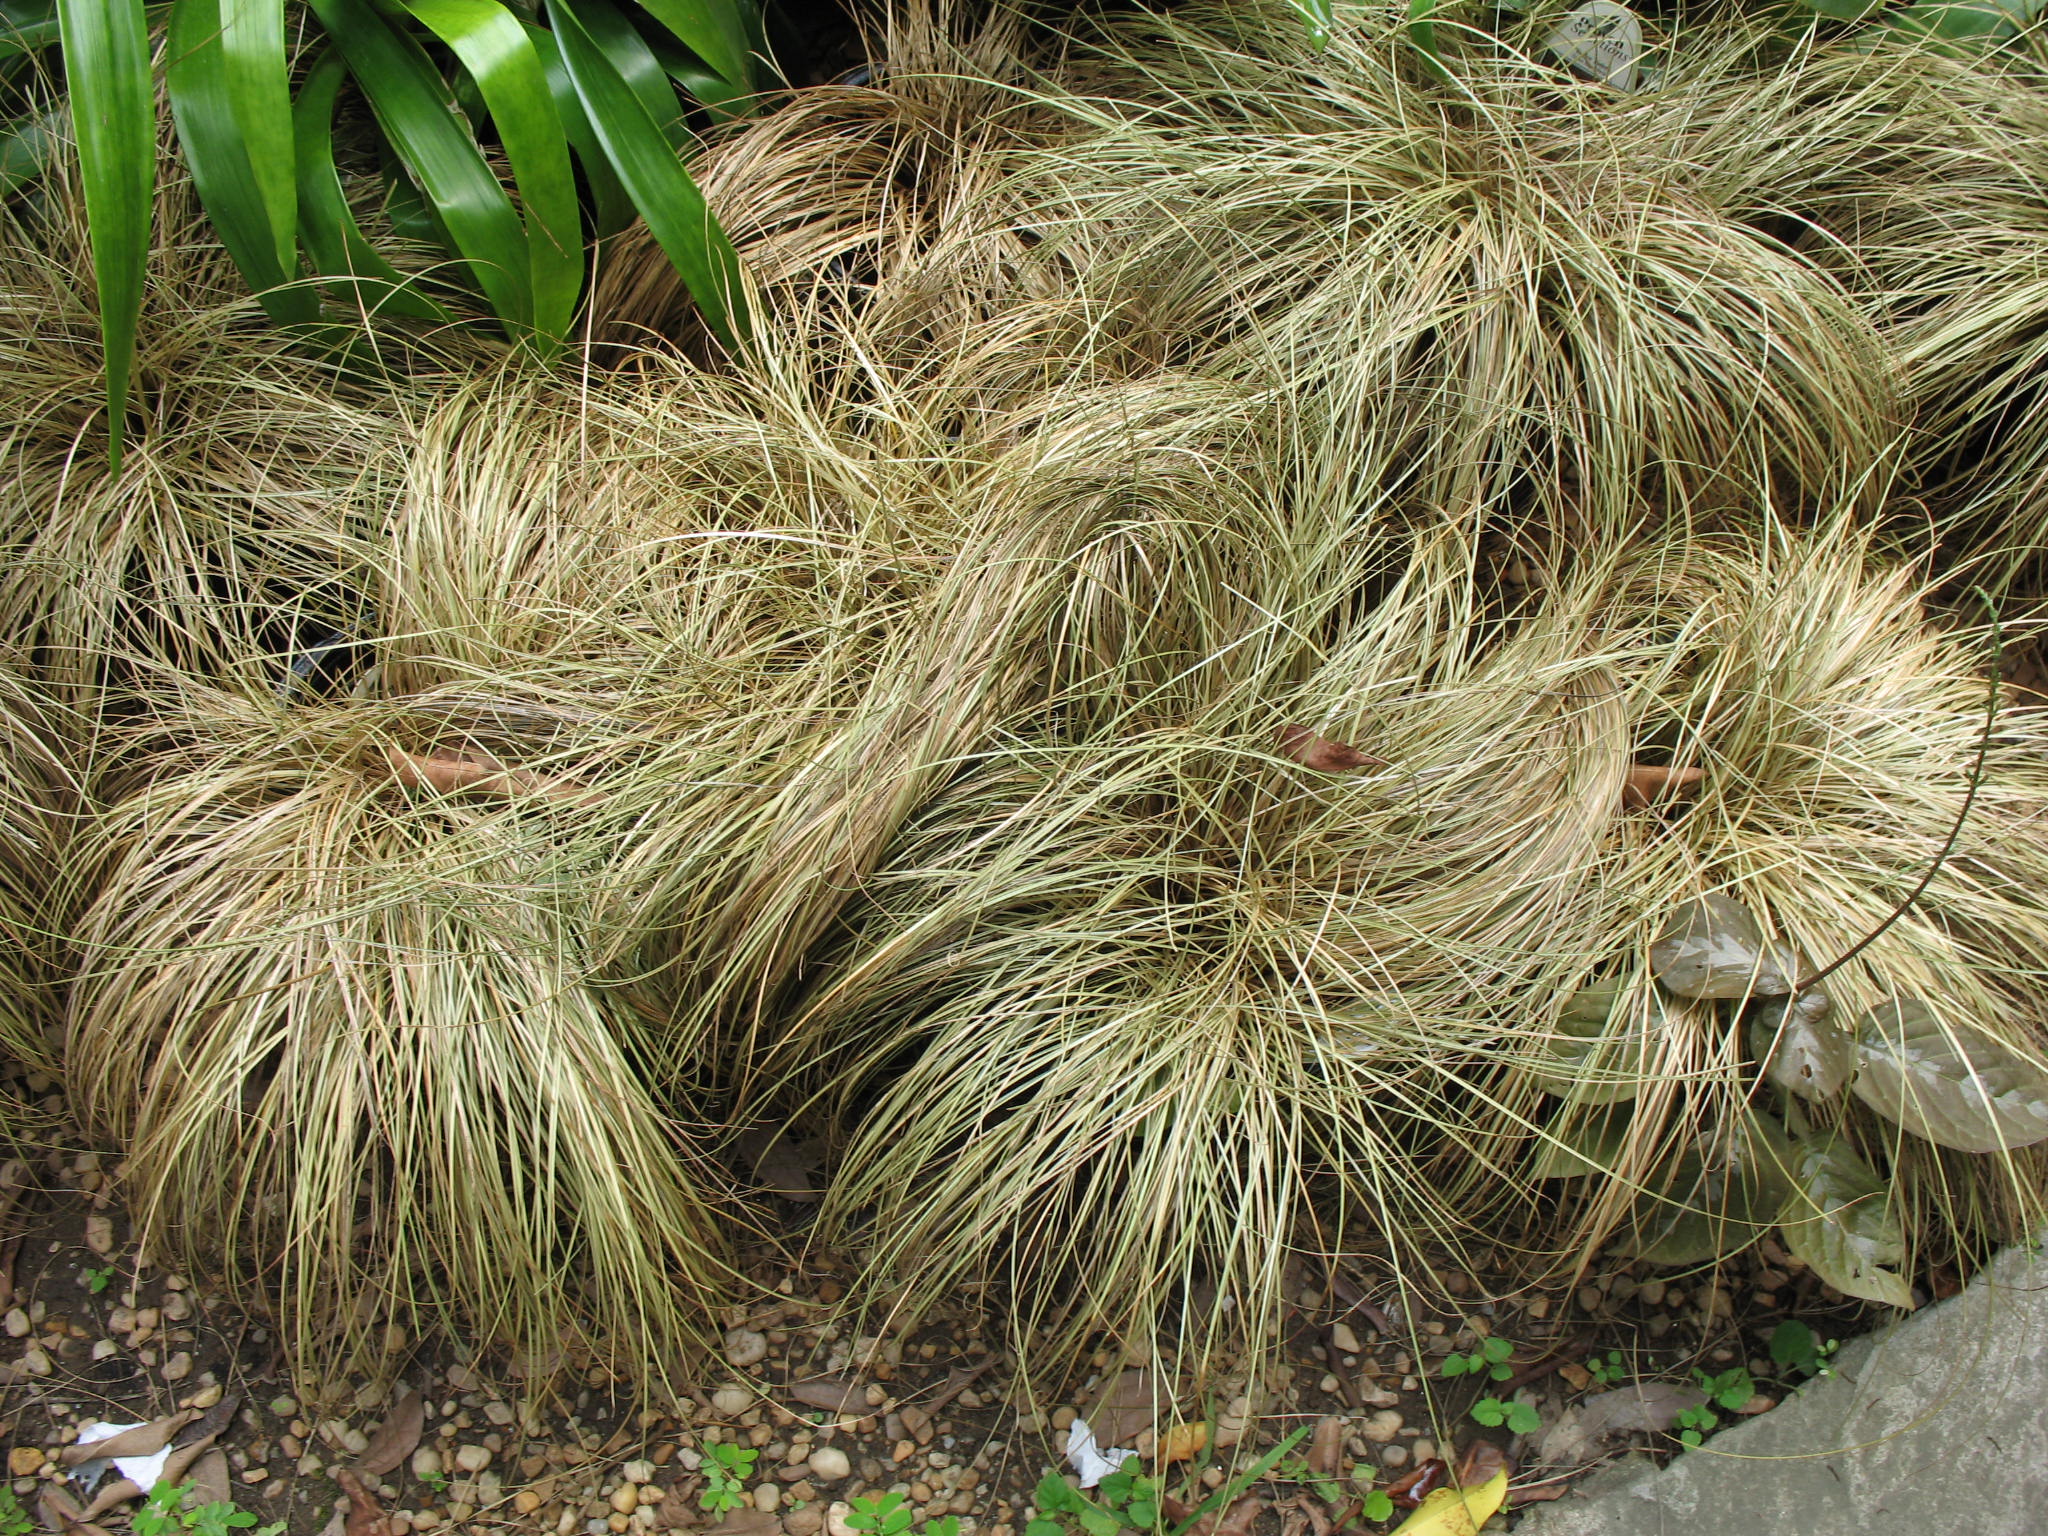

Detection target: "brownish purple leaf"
[785, 1376, 865, 1413]
[351, 1388, 424, 1478]
[1279, 726, 1385, 774]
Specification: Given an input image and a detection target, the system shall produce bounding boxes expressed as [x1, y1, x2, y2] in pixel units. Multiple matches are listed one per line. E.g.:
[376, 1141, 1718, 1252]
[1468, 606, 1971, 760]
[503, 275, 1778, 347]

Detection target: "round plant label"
[1546, 0, 1644, 92]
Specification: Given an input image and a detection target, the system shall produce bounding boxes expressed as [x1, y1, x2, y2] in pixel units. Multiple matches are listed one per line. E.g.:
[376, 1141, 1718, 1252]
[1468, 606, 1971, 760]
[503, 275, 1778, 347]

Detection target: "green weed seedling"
[1768, 1320, 1839, 1381]
[0, 1487, 34, 1536]
[1359, 1489, 1395, 1523]
[1674, 1366, 1755, 1447]
[1026, 1426, 1310, 1536]
[81, 1265, 114, 1295]
[131, 1483, 284, 1536]
[1468, 1396, 1541, 1434]
[699, 1442, 760, 1516]
[1584, 1349, 1627, 1386]
[1440, 1336, 1513, 1381]
[844, 1491, 958, 1536]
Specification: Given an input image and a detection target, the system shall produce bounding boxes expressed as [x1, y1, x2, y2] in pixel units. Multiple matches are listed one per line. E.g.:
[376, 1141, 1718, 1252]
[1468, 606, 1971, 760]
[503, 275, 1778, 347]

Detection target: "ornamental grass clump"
[773, 513, 2048, 1370]
[1014, 2, 1900, 552]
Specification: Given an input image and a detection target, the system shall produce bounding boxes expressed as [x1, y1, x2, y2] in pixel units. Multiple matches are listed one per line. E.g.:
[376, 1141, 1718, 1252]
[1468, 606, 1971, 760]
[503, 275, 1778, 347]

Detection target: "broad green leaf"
[1749, 990, 1853, 1102]
[646, 32, 748, 127]
[306, 0, 539, 345]
[220, 0, 296, 274]
[291, 47, 454, 322]
[1286, 0, 1336, 48]
[166, 0, 321, 327]
[523, 20, 632, 236]
[1649, 893, 1798, 1000]
[635, 0, 754, 93]
[557, 0, 691, 151]
[1521, 983, 1659, 1104]
[1619, 1111, 1795, 1266]
[547, 0, 749, 350]
[396, 0, 580, 347]
[1800, 0, 1886, 20]
[1885, 0, 2045, 44]
[0, 1, 59, 63]
[1530, 1100, 1633, 1179]
[1408, 0, 1449, 79]
[1852, 999, 2048, 1153]
[1777, 1132, 1914, 1309]
[57, 0, 153, 464]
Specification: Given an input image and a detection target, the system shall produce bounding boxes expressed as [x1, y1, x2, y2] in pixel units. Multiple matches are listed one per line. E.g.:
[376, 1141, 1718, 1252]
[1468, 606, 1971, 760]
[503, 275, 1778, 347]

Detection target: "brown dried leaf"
[708, 1513, 780, 1536]
[1454, 1440, 1507, 1490]
[336, 1469, 395, 1536]
[59, 1412, 193, 1465]
[1556, 1362, 1592, 1391]
[76, 1481, 140, 1523]
[1621, 765, 1705, 810]
[786, 1376, 865, 1414]
[1084, 1367, 1158, 1449]
[188, 1450, 232, 1509]
[380, 748, 596, 806]
[1279, 726, 1385, 774]
[1210, 1495, 1266, 1536]
[351, 1388, 424, 1478]
[36, 1489, 113, 1536]
[1306, 1415, 1344, 1479]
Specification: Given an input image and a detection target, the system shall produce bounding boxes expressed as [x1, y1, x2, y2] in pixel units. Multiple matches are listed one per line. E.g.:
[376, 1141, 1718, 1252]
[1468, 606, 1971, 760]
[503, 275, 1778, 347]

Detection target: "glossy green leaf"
[1408, 0, 1448, 78]
[1749, 990, 1853, 1102]
[291, 47, 453, 323]
[166, 0, 321, 327]
[396, 0, 580, 347]
[1619, 1111, 1795, 1266]
[1522, 983, 1660, 1105]
[1883, 0, 2045, 46]
[220, 0, 296, 274]
[1286, 0, 1335, 47]
[1530, 1101, 1633, 1180]
[558, 0, 691, 151]
[0, 1, 59, 63]
[547, 0, 749, 350]
[635, 0, 754, 92]
[305, 0, 538, 344]
[523, 20, 632, 237]
[57, 0, 153, 464]
[1777, 1133, 1914, 1309]
[1852, 999, 2048, 1153]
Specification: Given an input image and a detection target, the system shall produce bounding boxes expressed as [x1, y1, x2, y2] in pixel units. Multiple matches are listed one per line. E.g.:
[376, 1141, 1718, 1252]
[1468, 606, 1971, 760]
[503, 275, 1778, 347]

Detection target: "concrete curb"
[1513, 1243, 2048, 1535]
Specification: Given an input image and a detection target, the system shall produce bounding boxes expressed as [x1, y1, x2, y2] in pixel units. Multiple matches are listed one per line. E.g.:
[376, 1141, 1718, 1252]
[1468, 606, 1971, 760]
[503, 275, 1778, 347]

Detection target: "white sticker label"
[1545, 1, 1644, 92]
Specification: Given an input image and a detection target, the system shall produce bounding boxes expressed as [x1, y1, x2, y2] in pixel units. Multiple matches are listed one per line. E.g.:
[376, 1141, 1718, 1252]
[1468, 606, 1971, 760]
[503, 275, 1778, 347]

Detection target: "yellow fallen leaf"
[1388, 1469, 1509, 1536]
[1158, 1420, 1209, 1464]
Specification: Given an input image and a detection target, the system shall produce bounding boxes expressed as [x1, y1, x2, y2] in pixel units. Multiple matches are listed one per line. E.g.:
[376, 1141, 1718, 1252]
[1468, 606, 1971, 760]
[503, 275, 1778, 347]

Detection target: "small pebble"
[1412, 1439, 1437, 1464]
[413, 1448, 443, 1479]
[161, 1351, 193, 1382]
[1378, 1446, 1408, 1471]
[2, 1310, 27, 1338]
[84, 1215, 115, 1256]
[753, 1486, 781, 1513]
[725, 1330, 770, 1368]
[807, 1446, 852, 1482]
[784, 1508, 824, 1536]
[609, 1485, 638, 1516]
[711, 1385, 753, 1417]
[621, 1461, 654, 1484]
[1330, 1322, 1363, 1353]
[454, 1446, 491, 1474]
[1361, 1411, 1403, 1444]
[7, 1448, 43, 1477]
[826, 1501, 860, 1536]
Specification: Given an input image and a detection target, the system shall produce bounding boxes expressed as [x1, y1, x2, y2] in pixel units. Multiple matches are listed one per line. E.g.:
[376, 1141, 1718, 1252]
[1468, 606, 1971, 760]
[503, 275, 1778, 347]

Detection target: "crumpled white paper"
[74, 1421, 175, 1492]
[1064, 1417, 1136, 1490]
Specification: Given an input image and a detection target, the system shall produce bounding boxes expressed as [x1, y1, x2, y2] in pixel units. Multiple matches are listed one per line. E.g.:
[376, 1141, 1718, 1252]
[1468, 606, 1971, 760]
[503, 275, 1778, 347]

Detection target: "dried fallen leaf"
[1279, 725, 1386, 774]
[1531, 1381, 1706, 1468]
[1621, 765, 1705, 810]
[1190, 1495, 1265, 1536]
[351, 1387, 424, 1478]
[1384, 1461, 1449, 1510]
[1306, 1415, 1344, 1479]
[37, 1488, 114, 1536]
[76, 1482, 141, 1523]
[1453, 1441, 1507, 1491]
[59, 1412, 193, 1465]
[786, 1376, 865, 1414]
[709, 1513, 781, 1536]
[187, 1450, 232, 1509]
[380, 747, 596, 806]
[336, 1469, 396, 1536]
[1158, 1421, 1209, 1465]
[1084, 1366, 1158, 1449]
[1556, 1362, 1593, 1391]
[1387, 1469, 1508, 1536]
